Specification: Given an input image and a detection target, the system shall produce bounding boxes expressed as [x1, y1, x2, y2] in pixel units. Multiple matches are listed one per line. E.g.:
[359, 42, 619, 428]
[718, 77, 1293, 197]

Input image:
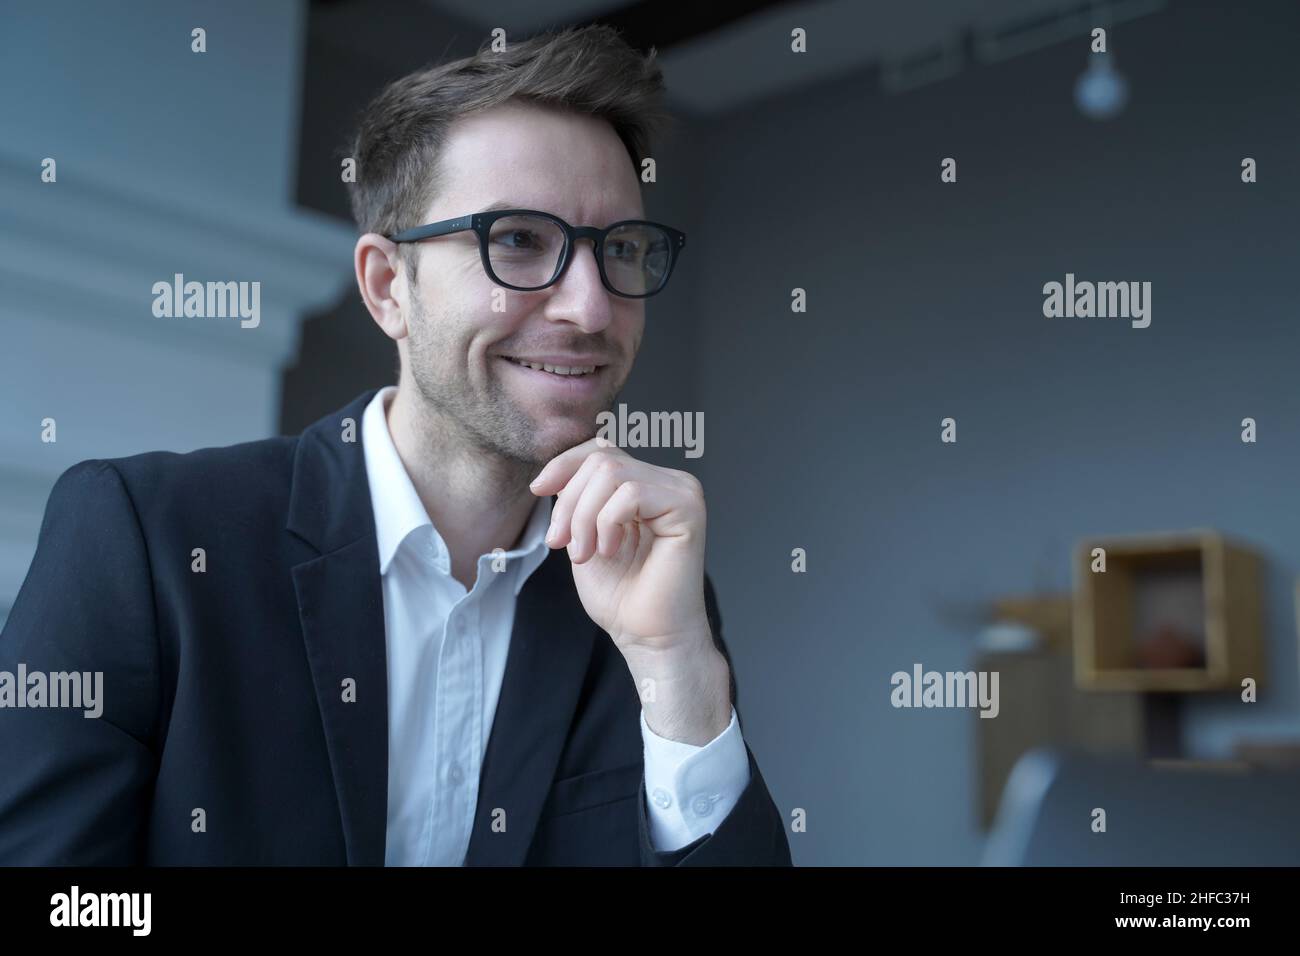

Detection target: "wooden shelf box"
[1073, 531, 1264, 692]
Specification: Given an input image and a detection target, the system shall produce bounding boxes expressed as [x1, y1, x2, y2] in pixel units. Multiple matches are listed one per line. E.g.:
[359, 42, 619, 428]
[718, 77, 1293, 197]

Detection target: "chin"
[526, 417, 597, 460]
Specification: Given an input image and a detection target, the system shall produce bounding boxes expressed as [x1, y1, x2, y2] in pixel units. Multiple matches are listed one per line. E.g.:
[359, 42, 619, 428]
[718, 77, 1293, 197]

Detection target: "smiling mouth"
[500, 356, 602, 377]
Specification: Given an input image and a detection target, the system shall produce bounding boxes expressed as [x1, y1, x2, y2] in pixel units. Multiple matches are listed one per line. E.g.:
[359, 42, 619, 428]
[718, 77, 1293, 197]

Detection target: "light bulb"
[1074, 54, 1129, 120]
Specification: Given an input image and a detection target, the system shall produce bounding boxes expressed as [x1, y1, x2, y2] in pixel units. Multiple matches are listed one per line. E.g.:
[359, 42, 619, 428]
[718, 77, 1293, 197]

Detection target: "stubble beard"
[405, 286, 624, 472]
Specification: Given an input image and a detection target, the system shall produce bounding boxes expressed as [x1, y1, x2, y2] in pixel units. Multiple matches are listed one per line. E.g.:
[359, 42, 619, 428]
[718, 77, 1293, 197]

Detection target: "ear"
[355, 233, 409, 341]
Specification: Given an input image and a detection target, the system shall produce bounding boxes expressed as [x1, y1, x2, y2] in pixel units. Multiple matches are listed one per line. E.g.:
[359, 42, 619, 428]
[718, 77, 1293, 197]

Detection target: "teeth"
[512, 359, 596, 376]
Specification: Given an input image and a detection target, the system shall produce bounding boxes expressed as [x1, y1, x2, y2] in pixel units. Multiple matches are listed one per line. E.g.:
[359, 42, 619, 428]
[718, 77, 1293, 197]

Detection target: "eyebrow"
[479, 200, 528, 213]
[475, 200, 642, 223]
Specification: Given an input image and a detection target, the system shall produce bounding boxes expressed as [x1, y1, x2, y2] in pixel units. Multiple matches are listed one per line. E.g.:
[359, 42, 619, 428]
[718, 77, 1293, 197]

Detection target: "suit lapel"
[287, 389, 389, 866]
[285, 389, 602, 867]
[464, 545, 599, 866]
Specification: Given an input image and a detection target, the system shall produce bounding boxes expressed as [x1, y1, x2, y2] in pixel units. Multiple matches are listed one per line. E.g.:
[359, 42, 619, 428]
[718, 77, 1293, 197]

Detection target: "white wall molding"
[0, 0, 360, 612]
[0, 149, 356, 367]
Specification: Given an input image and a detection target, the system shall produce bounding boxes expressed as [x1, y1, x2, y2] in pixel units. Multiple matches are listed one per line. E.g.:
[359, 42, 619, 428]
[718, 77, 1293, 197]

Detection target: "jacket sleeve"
[636, 573, 792, 866]
[0, 460, 161, 864]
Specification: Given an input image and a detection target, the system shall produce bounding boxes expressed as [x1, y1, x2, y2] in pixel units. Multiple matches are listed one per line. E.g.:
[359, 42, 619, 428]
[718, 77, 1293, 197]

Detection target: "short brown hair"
[346, 24, 673, 258]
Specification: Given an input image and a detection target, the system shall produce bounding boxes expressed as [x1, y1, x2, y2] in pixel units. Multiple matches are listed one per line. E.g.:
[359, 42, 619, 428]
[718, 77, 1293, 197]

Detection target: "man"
[0, 25, 790, 866]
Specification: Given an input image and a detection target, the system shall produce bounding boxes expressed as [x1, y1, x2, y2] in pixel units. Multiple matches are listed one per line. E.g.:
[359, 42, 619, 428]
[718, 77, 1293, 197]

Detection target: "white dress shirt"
[361, 387, 750, 865]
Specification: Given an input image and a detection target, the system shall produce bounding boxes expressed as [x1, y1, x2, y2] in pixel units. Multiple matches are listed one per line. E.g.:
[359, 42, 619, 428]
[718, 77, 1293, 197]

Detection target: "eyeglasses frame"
[387, 208, 686, 299]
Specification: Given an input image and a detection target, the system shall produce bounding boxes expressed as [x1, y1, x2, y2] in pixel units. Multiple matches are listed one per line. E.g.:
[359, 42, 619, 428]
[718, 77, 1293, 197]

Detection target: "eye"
[495, 229, 542, 250]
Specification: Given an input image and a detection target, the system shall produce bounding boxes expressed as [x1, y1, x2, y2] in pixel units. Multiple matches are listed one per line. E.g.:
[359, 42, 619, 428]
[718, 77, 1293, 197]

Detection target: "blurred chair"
[981, 748, 1300, 865]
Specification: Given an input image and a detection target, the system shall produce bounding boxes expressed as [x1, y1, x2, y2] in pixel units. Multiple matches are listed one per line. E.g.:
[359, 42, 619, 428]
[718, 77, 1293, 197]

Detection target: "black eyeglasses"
[388, 208, 686, 299]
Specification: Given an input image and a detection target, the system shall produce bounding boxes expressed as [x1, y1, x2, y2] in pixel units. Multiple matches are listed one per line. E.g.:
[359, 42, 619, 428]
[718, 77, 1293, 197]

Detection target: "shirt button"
[448, 764, 463, 785]
[691, 794, 715, 817]
[651, 788, 672, 809]
[456, 617, 467, 634]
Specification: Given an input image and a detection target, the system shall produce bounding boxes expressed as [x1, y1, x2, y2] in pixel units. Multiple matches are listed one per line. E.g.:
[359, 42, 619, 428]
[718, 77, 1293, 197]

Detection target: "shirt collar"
[361, 386, 553, 595]
[505, 487, 554, 596]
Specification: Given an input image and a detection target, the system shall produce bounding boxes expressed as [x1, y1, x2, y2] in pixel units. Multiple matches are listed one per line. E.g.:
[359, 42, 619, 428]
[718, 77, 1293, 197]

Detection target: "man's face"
[401, 101, 646, 466]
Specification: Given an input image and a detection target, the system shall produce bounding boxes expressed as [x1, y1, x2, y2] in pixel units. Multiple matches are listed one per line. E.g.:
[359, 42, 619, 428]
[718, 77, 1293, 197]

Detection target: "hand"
[529, 438, 731, 744]
[530, 437, 710, 651]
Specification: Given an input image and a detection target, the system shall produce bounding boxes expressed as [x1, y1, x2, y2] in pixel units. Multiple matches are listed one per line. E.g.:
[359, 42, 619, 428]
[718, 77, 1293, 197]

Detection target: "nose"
[544, 238, 614, 333]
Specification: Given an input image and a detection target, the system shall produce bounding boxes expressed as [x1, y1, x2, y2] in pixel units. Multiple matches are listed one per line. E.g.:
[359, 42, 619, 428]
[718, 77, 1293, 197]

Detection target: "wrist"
[627, 638, 732, 746]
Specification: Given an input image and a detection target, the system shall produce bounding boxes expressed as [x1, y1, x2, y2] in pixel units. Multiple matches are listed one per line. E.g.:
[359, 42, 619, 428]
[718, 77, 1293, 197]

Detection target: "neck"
[385, 385, 540, 589]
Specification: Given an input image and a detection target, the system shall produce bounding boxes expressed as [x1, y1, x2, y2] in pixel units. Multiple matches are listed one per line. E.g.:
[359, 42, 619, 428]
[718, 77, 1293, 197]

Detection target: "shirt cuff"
[640, 705, 751, 852]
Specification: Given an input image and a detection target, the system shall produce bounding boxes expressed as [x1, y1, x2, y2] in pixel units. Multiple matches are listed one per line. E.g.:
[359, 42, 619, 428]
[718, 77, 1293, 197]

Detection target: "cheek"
[419, 275, 513, 362]
[419, 251, 506, 334]
[468, 303, 531, 378]
[478, 289, 543, 345]
[620, 308, 646, 358]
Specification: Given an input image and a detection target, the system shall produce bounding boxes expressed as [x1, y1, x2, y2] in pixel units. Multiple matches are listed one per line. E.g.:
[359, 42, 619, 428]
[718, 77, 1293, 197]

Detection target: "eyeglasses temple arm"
[388, 215, 474, 243]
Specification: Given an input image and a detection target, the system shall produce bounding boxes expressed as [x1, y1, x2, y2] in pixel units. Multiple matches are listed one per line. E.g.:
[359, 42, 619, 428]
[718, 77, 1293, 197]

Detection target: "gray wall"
[676, 0, 1300, 864]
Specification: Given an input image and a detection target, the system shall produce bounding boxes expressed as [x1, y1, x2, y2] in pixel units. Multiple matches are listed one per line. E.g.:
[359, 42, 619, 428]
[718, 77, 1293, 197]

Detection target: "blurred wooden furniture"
[1073, 530, 1264, 692]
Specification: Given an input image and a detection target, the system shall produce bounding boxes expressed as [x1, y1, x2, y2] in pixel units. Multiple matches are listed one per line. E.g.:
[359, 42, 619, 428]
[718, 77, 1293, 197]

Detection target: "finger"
[529, 434, 624, 497]
[597, 515, 628, 560]
[566, 465, 627, 564]
[546, 449, 618, 549]
[597, 478, 688, 541]
[595, 481, 645, 558]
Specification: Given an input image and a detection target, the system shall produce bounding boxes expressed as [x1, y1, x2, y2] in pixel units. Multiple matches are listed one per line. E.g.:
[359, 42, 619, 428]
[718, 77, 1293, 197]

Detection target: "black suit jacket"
[0, 389, 791, 866]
